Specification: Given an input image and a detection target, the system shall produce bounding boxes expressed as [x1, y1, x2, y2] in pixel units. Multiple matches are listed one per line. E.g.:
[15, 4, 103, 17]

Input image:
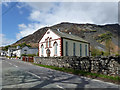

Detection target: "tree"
[18, 43, 31, 47]
[2, 45, 11, 51]
[91, 47, 102, 57]
[105, 38, 113, 56]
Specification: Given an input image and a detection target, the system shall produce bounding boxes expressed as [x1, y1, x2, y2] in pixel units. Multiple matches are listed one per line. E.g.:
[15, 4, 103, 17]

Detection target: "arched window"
[46, 40, 48, 48]
[53, 42, 58, 56]
[46, 37, 51, 48]
[41, 44, 44, 56]
[49, 38, 52, 47]
[48, 39, 49, 47]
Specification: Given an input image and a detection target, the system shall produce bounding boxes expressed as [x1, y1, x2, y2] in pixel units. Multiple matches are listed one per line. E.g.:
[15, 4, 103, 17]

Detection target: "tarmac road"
[1, 57, 120, 89]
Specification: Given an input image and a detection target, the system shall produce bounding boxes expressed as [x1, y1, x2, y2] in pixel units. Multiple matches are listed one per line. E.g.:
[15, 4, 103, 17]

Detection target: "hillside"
[12, 22, 120, 54]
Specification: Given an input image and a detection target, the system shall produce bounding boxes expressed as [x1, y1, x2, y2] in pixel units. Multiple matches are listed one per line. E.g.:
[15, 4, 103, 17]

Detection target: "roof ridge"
[50, 29, 88, 43]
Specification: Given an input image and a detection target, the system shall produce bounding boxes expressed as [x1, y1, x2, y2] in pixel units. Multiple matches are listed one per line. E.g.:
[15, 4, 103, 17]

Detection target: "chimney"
[69, 32, 72, 34]
[17, 46, 20, 49]
[57, 28, 60, 32]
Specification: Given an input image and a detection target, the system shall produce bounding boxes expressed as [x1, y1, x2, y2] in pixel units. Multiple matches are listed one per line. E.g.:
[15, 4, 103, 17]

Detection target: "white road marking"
[26, 71, 41, 79]
[7, 62, 18, 68]
[9, 63, 12, 65]
[13, 65, 18, 67]
[56, 85, 64, 89]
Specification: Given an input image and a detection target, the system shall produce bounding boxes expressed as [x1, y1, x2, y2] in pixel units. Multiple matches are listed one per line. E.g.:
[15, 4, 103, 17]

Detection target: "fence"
[22, 56, 34, 62]
[34, 56, 120, 76]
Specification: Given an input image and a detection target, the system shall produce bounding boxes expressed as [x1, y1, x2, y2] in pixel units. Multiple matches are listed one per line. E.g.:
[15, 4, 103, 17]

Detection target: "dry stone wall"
[34, 56, 120, 76]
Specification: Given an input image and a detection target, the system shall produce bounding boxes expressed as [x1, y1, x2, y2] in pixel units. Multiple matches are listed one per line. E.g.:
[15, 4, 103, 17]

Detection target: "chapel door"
[46, 49, 50, 57]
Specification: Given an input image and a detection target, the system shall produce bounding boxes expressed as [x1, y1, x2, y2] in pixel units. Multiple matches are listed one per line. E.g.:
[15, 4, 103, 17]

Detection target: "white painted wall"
[39, 29, 61, 57]
[39, 29, 90, 57]
[13, 49, 21, 57]
[13, 46, 38, 57]
[7, 48, 16, 57]
[63, 38, 89, 57]
[0, 50, 7, 56]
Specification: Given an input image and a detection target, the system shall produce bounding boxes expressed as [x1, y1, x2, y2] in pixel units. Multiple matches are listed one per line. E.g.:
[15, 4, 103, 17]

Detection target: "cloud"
[0, 34, 15, 46]
[16, 2, 118, 40]
[26, 2, 118, 25]
[2, 2, 9, 7]
[16, 23, 45, 40]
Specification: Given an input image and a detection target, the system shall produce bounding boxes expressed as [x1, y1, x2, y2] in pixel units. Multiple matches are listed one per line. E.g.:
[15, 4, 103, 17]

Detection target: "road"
[1, 57, 120, 89]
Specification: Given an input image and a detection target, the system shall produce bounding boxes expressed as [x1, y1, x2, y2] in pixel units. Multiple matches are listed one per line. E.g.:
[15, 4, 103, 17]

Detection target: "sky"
[1, 1, 119, 46]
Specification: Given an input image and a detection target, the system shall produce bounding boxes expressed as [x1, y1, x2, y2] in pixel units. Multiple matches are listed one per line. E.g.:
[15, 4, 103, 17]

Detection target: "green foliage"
[96, 31, 112, 43]
[115, 53, 120, 56]
[105, 39, 113, 55]
[17, 43, 31, 48]
[91, 47, 111, 57]
[27, 54, 36, 57]
[95, 31, 113, 55]
[2, 43, 31, 51]
[104, 51, 109, 56]
[6, 56, 10, 58]
[21, 54, 36, 57]
[2, 45, 11, 51]
[21, 54, 27, 56]
[91, 48, 102, 56]
[37, 52, 39, 56]
[90, 30, 97, 32]
[11, 56, 16, 58]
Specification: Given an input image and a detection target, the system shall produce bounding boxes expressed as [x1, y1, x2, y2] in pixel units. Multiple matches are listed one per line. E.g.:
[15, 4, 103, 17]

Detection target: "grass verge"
[33, 63, 120, 84]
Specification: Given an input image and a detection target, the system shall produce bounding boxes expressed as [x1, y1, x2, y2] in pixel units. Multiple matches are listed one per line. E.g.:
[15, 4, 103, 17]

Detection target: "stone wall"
[34, 56, 120, 76]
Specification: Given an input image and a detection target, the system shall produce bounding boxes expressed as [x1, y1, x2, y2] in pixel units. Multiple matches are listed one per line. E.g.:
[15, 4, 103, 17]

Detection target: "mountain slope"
[13, 22, 120, 53]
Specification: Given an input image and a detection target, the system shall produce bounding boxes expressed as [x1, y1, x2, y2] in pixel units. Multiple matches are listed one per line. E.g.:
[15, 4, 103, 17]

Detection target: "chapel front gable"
[39, 29, 61, 44]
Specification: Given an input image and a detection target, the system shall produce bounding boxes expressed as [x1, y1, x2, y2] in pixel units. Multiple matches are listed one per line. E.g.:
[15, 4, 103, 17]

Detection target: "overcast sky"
[1, 1, 119, 46]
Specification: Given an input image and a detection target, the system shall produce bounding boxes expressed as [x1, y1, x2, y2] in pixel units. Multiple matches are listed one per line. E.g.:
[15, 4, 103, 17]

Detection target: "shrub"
[115, 53, 120, 56]
[21, 54, 27, 56]
[91, 48, 102, 56]
[21, 54, 36, 57]
[27, 54, 36, 57]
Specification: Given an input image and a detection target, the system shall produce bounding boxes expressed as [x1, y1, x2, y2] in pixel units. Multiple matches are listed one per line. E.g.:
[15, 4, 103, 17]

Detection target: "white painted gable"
[39, 29, 60, 43]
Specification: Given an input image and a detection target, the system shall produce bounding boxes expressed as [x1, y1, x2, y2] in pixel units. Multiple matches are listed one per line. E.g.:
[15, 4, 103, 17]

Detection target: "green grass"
[33, 63, 120, 82]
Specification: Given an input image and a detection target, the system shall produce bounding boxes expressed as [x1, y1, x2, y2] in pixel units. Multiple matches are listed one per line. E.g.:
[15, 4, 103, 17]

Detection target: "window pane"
[55, 44, 57, 55]
[54, 42, 57, 55]
[48, 39, 49, 47]
[73, 43, 76, 56]
[41, 45, 44, 55]
[65, 42, 68, 56]
[85, 45, 87, 56]
[80, 44, 82, 56]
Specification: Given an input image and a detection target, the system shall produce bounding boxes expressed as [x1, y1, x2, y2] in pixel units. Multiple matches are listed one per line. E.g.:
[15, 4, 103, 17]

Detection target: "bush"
[21, 54, 27, 56]
[11, 56, 16, 58]
[6, 56, 10, 58]
[21, 54, 36, 57]
[91, 48, 102, 56]
[27, 54, 36, 57]
[115, 53, 120, 56]
[37, 52, 39, 56]
[104, 51, 109, 56]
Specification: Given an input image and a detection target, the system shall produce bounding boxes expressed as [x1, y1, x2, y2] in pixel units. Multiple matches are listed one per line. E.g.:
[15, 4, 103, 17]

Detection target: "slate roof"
[15, 46, 38, 50]
[8, 47, 17, 50]
[51, 29, 88, 43]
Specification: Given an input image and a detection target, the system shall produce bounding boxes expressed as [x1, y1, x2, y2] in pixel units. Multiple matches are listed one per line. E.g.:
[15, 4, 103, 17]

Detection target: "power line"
[2, 2, 18, 16]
